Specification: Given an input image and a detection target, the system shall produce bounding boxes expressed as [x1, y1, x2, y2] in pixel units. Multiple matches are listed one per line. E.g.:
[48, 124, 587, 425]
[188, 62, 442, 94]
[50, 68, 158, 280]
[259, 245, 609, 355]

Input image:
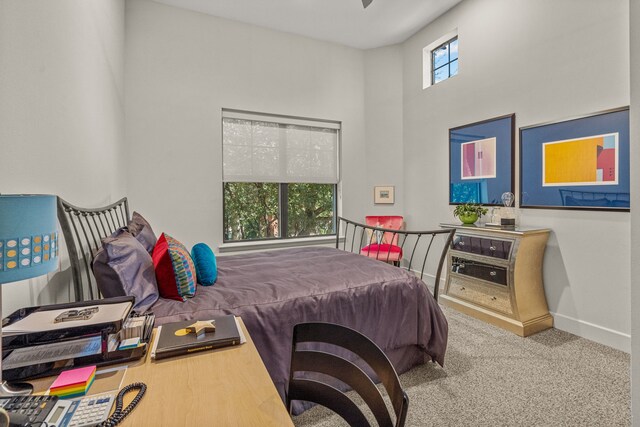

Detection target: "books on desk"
[151, 315, 244, 360]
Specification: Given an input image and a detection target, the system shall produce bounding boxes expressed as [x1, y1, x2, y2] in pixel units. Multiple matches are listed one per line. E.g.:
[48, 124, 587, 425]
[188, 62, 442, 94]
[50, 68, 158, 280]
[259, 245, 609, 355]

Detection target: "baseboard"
[409, 270, 444, 290]
[411, 269, 631, 353]
[550, 311, 630, 353]
[411, 270, 630, 352]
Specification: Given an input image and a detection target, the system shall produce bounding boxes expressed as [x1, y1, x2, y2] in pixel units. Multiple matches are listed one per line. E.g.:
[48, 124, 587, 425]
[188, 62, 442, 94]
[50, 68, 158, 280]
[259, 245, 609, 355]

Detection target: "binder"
[152, 315, 241, 360]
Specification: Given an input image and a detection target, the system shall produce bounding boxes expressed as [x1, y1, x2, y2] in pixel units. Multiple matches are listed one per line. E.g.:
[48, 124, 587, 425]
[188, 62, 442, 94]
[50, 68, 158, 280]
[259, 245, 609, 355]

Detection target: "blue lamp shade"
[0, 195, 59, 284]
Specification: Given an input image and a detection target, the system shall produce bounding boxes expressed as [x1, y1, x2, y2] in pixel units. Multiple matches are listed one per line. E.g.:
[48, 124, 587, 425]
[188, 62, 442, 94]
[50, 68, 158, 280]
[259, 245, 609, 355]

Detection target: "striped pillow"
[152, 233, 196, 301]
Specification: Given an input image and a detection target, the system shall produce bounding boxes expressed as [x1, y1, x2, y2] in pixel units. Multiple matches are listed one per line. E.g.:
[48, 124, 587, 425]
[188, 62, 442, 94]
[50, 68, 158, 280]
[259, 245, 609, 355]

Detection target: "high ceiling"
[150, 0, 463, 49]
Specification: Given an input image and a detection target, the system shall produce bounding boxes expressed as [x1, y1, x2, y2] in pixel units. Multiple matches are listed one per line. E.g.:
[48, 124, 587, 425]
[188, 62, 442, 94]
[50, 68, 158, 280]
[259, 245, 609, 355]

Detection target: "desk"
[30, 318, 294, 427]
[123, 318, 293, 426]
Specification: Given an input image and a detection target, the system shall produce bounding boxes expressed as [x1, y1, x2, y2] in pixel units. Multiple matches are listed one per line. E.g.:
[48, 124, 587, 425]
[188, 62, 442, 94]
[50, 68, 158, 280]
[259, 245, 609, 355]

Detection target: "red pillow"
[152, 233, 196, 301]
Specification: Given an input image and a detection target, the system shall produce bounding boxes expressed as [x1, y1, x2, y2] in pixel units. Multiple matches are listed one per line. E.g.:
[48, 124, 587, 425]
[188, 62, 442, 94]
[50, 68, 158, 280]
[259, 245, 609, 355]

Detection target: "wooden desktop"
[29, 318, 294, 426]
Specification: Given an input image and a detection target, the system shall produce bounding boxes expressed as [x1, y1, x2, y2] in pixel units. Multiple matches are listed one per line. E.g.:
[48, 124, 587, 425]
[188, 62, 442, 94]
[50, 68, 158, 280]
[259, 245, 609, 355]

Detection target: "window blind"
[222, 111, 340, 184]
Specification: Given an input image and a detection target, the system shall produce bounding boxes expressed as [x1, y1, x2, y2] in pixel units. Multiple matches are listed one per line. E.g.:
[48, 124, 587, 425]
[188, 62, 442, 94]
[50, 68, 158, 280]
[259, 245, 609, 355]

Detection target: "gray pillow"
[93, 230, 159, 314]
[126, 212, 157, 253]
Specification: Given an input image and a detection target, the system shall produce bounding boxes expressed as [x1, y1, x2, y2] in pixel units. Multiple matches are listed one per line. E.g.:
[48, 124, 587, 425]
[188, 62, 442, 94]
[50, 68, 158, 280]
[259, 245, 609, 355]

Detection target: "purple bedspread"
[151, 247, 448, 409]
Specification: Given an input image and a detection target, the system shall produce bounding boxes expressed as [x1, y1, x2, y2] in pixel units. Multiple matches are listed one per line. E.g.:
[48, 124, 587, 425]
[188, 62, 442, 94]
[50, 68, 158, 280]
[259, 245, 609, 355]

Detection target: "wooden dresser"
[439, 223, 552, 337]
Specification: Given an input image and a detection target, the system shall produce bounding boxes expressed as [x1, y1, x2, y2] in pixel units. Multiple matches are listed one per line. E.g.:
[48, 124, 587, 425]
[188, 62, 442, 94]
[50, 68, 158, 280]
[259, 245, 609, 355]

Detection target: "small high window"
[431, 37, 458, 85]
[423, 30, 458, 89]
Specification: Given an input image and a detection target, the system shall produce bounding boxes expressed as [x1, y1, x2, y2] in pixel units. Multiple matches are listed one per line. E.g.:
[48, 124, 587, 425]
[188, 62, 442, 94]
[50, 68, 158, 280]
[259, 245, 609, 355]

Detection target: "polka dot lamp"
[0, 195, 59, 284]
[0, 194, 58, 396]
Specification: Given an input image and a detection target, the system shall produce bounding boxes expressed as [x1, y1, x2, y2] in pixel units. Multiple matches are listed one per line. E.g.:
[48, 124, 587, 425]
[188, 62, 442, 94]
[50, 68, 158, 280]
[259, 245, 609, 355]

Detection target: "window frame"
[431, 36, 458, 86]
[222, 182, 338, 244]
[422, 29, 458, 90]
[221, 109, 341, 244]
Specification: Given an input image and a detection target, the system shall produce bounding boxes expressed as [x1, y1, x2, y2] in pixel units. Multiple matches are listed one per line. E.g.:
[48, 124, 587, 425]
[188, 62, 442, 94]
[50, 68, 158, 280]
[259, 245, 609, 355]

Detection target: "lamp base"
[0, 381, 32, 397]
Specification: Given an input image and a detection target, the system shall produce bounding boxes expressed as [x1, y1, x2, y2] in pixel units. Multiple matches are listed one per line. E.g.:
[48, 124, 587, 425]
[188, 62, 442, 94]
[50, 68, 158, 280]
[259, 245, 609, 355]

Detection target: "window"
[423, 30, 458, 89]
[222, 110, 339, 242]
[432, 37, 458, 85]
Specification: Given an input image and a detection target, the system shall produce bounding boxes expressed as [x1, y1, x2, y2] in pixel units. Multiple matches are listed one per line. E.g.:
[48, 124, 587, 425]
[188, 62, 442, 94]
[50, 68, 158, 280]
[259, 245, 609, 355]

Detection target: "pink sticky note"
[50, 365, 96, 390]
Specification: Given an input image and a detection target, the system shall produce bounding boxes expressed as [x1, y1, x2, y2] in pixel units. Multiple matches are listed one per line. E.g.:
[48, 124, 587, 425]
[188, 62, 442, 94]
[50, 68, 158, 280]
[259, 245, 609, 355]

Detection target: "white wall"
[0, 0, 632, 358]
[629, 0, 639, 420]
[363, 46, 405, 215]
[0, 0, 126, 314]
[401, 0, 631, 351]
[125, 0, 367, 250]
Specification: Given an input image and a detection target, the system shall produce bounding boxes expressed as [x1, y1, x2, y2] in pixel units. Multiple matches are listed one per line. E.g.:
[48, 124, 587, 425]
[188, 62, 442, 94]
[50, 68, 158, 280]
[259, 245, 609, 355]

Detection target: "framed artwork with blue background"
[520, 107, 629, 211]
[449, 114, 515, 205]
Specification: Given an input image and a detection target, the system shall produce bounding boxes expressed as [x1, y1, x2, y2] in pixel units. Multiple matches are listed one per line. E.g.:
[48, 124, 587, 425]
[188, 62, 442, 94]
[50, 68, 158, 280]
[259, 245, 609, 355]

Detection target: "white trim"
[409, 269, 437, 280]
[419, 270, 630, 353]
[222, 110, 341, 129]
[219, 236, 344, 253]
[411, 270, 448, 295]
[422, 28, 458, 90]
[550, 311, 630, 353]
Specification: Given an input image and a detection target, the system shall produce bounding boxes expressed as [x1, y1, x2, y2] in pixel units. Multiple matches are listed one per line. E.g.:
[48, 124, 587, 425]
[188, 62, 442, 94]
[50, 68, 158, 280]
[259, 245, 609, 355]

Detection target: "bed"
[57, 197, 454, 413]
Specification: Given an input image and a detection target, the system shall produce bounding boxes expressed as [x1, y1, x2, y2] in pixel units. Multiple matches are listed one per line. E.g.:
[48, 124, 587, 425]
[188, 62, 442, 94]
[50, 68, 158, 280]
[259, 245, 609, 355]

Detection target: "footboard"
[336, 217, 455, 300]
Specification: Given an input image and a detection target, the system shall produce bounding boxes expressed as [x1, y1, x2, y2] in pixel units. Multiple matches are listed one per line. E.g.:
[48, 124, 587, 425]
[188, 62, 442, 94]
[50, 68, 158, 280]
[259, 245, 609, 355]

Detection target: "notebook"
[151, 315, 242, 360]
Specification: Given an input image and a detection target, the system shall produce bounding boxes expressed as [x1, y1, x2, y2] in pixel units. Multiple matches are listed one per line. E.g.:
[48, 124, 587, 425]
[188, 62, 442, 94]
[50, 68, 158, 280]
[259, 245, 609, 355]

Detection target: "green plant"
[453, 203, 488, 219]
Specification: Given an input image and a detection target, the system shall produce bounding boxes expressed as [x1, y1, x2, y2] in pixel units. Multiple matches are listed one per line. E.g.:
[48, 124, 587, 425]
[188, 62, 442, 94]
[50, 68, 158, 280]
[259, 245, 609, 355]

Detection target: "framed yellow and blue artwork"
[520, 107, 629, 211]
[449, 114, 515, 205]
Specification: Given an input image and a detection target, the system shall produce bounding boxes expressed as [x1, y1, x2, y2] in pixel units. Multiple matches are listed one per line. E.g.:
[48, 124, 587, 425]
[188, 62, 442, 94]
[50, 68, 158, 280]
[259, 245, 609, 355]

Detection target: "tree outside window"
[223, 182, 335, 242]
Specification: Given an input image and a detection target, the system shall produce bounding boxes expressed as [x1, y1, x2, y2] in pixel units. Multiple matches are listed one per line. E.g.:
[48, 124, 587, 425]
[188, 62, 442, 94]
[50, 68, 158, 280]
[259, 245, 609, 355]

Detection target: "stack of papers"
[2, 336, 102, 370]
[49, 365, 96, 398]
[122, 316, 145, 340]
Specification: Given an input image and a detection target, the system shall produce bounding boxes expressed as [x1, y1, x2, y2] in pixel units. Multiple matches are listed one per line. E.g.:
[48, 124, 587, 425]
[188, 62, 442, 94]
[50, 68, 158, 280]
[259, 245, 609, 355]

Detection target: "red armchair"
[360, 215, 404, 265]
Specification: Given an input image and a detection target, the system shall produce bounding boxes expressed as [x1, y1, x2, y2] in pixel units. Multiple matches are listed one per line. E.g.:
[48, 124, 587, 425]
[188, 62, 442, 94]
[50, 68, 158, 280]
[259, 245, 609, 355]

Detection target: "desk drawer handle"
[489, 271, 497, 277]
[491, 296, 497, 301]
[458, 241, 465, 246]
[459, 286, 465, 291]
[489, 246, 496, 251]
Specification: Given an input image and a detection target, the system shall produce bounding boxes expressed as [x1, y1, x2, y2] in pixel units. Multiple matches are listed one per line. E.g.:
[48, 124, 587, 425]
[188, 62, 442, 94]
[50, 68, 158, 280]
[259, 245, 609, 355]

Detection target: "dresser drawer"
[451, 257, 508, 286]
[447, 276, 513, 315]
[452, 235, 512, 259]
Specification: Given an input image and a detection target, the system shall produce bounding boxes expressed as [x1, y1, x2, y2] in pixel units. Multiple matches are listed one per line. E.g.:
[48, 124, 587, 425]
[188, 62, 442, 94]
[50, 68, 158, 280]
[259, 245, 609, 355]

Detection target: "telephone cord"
[98, 382, 147, 427]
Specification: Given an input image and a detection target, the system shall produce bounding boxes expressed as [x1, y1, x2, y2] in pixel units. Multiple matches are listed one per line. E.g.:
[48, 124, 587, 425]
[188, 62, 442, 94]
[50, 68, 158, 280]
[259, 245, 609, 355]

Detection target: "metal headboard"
[57, 197, 130, 301]
[336, 217, 455, 300]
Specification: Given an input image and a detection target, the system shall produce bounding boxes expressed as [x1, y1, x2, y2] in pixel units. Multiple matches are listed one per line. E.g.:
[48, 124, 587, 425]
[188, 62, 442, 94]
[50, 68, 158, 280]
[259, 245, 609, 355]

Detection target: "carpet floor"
[293, 306, 630, 427]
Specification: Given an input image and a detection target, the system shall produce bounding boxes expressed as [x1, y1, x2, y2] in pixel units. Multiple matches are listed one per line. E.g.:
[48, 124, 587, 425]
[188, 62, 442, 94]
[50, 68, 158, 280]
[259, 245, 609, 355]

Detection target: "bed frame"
[57, 197, 130, 301]
[336, 217, 455, 300]
[58, 197, 455, 302]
